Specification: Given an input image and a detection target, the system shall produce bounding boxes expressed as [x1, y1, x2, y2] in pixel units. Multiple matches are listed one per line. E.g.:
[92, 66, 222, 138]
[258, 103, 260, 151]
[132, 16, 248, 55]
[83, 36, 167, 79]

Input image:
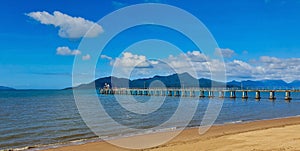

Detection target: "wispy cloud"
[264, 0, 271, 4]
[144, 0, 163, 3]
[26, 11, 103, 38]
[215, 48, 236, 58]
[112, 1, 127, 9]
[100, 54, 113, 60]
[242, 50, 248, 54]
[31, 72, 71, 76]
[82, 54, 91, 61]
[56, 46, 81, 56]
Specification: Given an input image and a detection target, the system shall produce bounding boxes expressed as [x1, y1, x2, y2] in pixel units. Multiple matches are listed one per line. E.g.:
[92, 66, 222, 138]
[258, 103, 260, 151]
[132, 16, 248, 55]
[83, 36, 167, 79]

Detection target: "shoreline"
[32, 115, 300, 151]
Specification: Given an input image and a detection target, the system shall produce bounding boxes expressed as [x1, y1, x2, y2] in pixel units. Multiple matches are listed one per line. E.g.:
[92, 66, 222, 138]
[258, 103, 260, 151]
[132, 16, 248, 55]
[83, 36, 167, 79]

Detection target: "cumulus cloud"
[108, 52, 156, 79]
[82, 54, 91, 60]
[223, 56, 300, 82]
[108, 51, 211, 78]
[56, 46, 81, 56]
[259, 56, 281, 63]
[225, 60, 254, 79]
[111, 52, 152, 68]
[179, 53, 300, 82]
[105, 51, 300, 82]
[186, 51, 208, 62]
[163, 51, 218, 78]
[27, 11, 103, 38]
[215, 48, 236, 58]
[253, 56, 300, 81]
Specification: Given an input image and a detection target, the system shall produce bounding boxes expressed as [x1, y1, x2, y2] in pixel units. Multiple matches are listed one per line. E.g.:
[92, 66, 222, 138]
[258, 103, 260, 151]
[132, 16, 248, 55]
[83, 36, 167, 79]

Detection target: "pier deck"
[99, 88, 300, 100]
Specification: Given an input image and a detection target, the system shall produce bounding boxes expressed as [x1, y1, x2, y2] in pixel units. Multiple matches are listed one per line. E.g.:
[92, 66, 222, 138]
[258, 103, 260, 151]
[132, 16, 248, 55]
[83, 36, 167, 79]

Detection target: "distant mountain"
[226, 80, 243, 88]
[69, 72, 300, 90]
[0, 86, 15, 90]
[261, 80, 289, 88]
[71, 72, 224, 89]
[289, 80, 300, 88]
[130, 72, 201, 88]
[227, 79, 299, 89]
[71, 76, 130, 89]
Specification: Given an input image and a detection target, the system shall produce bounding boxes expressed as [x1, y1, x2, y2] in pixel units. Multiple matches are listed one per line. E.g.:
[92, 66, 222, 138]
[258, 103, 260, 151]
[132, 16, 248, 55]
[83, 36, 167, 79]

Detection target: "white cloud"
[225, 60, 254, 79]
[111, 52, 152, 68]
[149, 60, 159, 65]
[108, 52, 155, 79]
[108, 51, 213, 79]
[160, 51, 213, 78]
[259, 56, 281, 63]
[252, 56, 300, 81]
[100, 55, 113, 60]
[27, 11, 103, 38]
[242, 50, 248, 54]
[56, 46, 81, 56]
[169, 53, 300, 82]
[223, 56, 300, 82]
[105, 50, 300, 82]
[186, 51, 208, 62]
[82, 54, 91, 60]
[215, 48, 236, 58]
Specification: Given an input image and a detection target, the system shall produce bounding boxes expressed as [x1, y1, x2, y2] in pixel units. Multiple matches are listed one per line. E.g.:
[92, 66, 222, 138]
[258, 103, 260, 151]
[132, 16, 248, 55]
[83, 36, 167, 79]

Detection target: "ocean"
[1, 89, 300, 150]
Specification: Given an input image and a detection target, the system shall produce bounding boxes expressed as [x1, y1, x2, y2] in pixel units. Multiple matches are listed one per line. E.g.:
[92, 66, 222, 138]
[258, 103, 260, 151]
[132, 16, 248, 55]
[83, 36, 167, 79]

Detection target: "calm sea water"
[1, 89, 300, 150]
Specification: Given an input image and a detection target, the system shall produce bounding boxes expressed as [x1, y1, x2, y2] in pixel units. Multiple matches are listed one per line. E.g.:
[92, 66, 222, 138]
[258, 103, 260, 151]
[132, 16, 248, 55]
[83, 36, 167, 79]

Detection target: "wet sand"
[44, 116, 300, 151]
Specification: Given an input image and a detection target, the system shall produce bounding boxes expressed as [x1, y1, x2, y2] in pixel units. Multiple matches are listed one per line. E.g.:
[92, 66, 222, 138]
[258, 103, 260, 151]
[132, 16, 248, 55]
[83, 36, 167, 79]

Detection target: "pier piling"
[181, 90, 186, 97]
[269, 91, 276, 100]
[168, 90, 172, 96]
[285, 91, 292, 100]
[208, 91, 214, 98]
[230, 91, 236, 99]
[219, 91, 225, 98]
[199, 90, 205, 98]
[255, 91, 261, 99]
[242, 91, 248, 99]
[175, 90, 180, 97]
[190, 90, 195, 97]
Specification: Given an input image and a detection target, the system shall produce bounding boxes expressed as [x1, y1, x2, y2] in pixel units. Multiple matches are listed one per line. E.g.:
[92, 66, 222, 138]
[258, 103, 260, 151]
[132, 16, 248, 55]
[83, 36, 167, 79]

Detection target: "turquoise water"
[1, 89, 300, 150]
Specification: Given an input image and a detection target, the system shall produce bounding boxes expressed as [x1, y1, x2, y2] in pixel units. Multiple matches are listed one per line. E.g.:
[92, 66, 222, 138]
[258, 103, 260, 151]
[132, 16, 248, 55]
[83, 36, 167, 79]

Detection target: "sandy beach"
[43, 116, 300, 151]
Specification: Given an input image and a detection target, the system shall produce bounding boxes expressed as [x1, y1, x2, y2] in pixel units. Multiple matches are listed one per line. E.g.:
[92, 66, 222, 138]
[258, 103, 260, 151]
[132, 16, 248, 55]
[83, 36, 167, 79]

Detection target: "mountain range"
[0, 86, 15, 90]
[71, 72, 300, 90]
[2, 73, 298, 90]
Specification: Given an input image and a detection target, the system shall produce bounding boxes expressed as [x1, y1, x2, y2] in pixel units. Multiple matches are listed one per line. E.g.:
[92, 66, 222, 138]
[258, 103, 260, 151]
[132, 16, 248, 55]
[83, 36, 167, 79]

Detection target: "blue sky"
[1, 0, 300, 89]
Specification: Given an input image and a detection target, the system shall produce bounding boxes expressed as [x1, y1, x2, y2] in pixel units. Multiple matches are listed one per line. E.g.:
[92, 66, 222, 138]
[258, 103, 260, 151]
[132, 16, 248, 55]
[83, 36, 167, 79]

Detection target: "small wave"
[0, 137, 103, 151]
[0, 146, 36, 151]
[223, 120, 243, 124]
[103, 126, 179, 141]
[155, 127, 177, 132]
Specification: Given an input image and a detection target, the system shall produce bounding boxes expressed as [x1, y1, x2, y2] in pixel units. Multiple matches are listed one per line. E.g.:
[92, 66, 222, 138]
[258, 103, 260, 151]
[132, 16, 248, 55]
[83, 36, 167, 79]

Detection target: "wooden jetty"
[99, 88, 300, 101]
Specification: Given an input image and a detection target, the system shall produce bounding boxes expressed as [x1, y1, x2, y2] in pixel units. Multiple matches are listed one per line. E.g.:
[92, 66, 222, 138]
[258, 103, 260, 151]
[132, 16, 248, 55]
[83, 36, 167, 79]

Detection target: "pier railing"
[99, 88, 300, 100]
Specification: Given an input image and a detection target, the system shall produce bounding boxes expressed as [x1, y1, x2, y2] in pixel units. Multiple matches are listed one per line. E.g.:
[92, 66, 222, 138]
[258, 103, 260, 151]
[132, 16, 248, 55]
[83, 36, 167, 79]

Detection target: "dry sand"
[44, 116, 300, 151]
